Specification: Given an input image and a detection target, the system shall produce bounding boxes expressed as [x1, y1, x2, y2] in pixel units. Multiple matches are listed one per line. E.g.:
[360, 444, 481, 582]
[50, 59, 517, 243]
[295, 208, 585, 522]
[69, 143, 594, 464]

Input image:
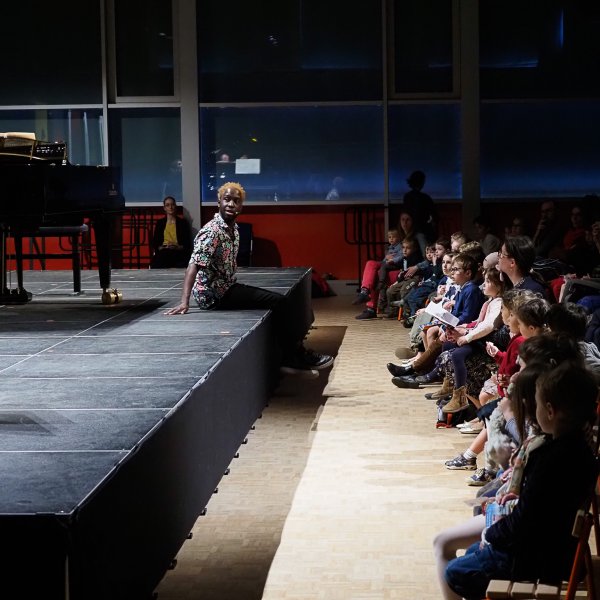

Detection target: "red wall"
[224, 203, 463, 279]
[14, 199, 582, 280]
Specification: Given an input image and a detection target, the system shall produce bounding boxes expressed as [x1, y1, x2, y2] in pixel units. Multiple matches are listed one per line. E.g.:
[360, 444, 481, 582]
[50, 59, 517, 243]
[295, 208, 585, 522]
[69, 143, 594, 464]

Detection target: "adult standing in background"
[403, 170, 437, 243]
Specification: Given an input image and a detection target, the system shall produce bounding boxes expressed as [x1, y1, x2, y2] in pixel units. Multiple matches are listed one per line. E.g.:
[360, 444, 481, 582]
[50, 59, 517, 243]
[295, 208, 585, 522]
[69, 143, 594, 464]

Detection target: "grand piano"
[0, 132, 125, 304]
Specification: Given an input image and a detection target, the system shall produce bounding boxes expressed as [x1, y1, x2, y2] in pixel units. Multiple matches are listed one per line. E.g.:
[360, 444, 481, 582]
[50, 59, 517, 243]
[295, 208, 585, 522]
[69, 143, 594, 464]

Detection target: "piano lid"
[0, 132, 67, 163]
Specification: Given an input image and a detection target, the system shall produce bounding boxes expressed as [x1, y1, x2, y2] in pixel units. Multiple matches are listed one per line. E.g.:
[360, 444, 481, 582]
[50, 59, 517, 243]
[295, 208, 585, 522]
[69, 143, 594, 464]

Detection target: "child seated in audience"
[403, 252, 457, 361]
[382, 242, 434, 318]
[451, 231, 469, 252]
[444, 289, 535, 471]
[388, 253, 485, 381]
[444, 361, 598, 600]
[481, 289, 537, 405]
[352, 227, 403, 306]
[434, 356, 583, 600]
[354, 231, 421, 320]
[395, 267, 504, 394]
[399, 238, 451, 323]
[514, 296, 550, 339]
[433, 267, 504, 410]
[546, 302, 600, 380]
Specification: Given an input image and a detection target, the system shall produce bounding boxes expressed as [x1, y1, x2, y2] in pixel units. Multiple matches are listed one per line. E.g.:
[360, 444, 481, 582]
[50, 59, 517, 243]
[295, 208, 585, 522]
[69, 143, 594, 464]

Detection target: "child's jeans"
[404, 280, 436, 317]
[445, 541, 512, 600]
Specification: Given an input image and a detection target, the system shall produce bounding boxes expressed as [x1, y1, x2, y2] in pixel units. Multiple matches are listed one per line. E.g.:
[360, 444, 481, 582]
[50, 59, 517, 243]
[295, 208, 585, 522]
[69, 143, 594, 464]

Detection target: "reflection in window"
[109, 108, 181, 204]
[480, 1, 600, 98]
[197, 0, 382, 102]
[115, 0, 175, 97]
[0, 109, 104, 166]
[388, 103, 461, 200]
[392, 0, 454, 94]
[481, 101, 600, 197]
[0, 2, 102, 105]
[200, 106, 384, 202]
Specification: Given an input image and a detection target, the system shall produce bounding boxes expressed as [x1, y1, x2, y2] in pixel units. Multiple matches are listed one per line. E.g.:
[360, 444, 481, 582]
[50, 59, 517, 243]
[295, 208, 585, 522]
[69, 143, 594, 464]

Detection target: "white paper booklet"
[424, 301, 459, 328]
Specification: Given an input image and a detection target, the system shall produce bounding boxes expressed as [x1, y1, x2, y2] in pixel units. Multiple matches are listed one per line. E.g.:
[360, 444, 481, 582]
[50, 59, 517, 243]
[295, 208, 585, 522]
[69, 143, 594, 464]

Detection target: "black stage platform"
[0, 267, 313, 600]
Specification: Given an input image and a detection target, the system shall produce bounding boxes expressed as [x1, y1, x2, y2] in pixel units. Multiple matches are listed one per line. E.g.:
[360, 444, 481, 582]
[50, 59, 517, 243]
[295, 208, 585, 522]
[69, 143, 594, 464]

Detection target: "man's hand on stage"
[164, 303, 189, 315]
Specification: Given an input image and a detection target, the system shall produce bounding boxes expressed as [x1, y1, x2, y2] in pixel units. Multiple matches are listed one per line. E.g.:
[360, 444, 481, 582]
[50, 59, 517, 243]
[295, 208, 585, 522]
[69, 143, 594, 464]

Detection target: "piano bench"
[15, 224, 89, 294]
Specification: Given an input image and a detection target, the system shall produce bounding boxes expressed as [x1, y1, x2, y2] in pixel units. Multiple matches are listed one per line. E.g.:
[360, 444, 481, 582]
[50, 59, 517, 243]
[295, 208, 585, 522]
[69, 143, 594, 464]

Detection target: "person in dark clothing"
[403, 170, 437, 243]
[164, 182, 334, 375]
[150, 196, 192, 268]
[585, 306, 600, 349]
[531, 200, 564, 259]
[445, 362, 598, 600]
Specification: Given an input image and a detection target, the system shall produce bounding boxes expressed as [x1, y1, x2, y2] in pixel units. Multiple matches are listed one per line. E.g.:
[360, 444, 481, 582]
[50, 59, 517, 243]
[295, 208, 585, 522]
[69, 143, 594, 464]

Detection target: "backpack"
[311, 270, 335, 298]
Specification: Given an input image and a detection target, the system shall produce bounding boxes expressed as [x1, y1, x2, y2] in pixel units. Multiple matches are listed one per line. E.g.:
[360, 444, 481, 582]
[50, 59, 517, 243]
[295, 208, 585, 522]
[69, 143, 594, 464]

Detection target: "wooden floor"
[155, 294, 478, 600]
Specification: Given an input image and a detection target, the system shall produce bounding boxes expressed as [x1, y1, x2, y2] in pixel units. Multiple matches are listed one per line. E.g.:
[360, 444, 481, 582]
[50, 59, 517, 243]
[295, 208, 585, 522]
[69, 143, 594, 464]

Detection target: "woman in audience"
[150, 196, 192, 268]
[496, 236, 547, 297]
[398, 210, 428, 259]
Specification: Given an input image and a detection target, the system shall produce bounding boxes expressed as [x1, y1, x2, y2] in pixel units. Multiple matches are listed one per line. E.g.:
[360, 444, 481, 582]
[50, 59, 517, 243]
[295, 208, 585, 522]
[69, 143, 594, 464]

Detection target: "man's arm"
[164, 263, 199, 315]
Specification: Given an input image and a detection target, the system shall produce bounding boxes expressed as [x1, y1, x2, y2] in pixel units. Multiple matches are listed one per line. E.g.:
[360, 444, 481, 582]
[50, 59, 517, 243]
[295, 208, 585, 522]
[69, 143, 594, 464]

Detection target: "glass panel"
[0, 3, 102, 104]
[109, 108, 181, 204]
[200, 106, 384, 202]
[115, 0, 175, 97]
[388, 103, 461, 200]
[480, 1, 600, 98]
[481, 101, 600, 197]
[197, 0, 382, 102]
[0, 109, 104, 166]
[392, 0, 454, 94]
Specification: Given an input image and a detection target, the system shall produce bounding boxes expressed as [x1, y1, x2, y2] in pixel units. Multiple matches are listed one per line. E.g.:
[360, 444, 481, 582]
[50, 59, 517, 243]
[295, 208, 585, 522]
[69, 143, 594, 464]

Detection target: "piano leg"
[93, 215, 122, 304]
[0, 229, 31, 304]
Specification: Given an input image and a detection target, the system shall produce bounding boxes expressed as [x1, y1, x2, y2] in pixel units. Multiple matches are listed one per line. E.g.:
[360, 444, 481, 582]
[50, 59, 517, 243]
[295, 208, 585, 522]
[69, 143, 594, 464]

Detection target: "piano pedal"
[101, 288, 123, 305]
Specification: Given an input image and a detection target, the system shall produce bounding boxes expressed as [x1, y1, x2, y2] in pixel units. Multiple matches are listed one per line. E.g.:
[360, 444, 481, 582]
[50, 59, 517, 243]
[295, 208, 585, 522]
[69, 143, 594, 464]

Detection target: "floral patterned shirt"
[190, 212, 239, 309]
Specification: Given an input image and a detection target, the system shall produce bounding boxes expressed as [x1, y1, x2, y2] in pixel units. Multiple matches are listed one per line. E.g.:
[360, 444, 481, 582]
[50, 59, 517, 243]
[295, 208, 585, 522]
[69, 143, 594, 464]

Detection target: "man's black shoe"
[386, 363, 414, 377]
[391, 376, 420, 389]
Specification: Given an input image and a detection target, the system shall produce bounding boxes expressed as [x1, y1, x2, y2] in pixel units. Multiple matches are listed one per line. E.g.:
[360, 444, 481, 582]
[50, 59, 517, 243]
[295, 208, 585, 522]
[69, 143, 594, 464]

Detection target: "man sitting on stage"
[165, 181, 333, 375]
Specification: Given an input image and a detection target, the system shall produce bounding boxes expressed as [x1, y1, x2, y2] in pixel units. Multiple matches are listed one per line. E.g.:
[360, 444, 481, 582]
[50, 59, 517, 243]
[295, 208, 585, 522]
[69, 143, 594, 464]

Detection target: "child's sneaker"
[352, 287, 371, 305]
[445, 454, 477, 470]
[466, 468, 495, 486]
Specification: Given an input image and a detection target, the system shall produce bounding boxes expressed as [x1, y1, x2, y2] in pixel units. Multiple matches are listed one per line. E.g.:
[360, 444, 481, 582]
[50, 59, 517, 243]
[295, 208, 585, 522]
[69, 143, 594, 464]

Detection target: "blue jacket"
[452, 280, 485, 324]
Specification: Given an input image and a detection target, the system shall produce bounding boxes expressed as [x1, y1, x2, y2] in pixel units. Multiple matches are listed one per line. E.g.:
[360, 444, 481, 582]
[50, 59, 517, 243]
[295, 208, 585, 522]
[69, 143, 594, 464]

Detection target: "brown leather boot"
[412, 339, 442, 374]
[429, 376, 453, 400]
[442, 386, 468, 413]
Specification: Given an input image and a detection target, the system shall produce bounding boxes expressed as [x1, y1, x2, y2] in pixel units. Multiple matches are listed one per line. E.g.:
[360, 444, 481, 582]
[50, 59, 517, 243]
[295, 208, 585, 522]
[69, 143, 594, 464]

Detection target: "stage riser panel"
[0, 267, 312, 599]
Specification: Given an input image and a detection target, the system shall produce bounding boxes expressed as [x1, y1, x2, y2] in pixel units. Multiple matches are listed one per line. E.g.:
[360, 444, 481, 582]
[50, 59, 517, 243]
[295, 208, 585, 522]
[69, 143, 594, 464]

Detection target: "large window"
[480, 1, 600, 99]
[481, 101, 600, 198]
[0, 109, 104, 166]
[388, 103, 461, 200]
[197, 0, 382, 102]
[200, 105, 384, 203]
[391, 0, 454, 95]
[0, 3, 102, 105]
[114, 0, 175, 98]
[109, 108, 181, 204]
